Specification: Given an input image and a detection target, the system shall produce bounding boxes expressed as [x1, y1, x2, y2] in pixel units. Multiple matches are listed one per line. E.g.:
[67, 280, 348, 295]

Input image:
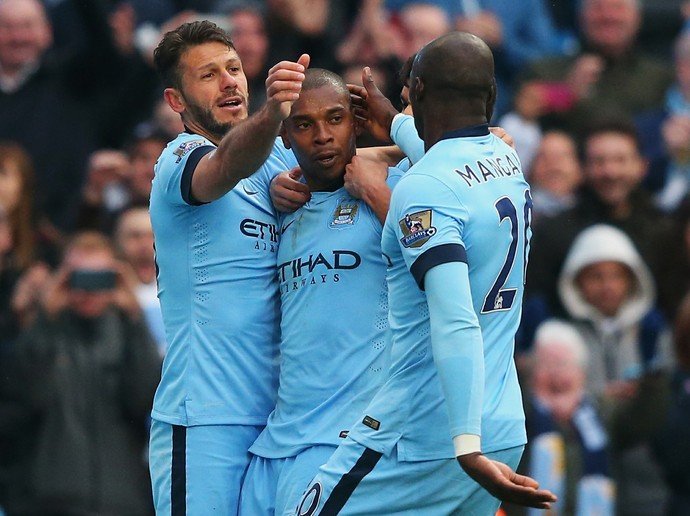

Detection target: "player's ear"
[279, 122, 291, 149]
[412, 77, 424, 103]
[164, 88, 185, 114]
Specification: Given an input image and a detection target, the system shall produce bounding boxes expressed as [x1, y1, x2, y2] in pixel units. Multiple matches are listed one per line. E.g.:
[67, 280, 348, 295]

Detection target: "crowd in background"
[1, 0, 690, 514]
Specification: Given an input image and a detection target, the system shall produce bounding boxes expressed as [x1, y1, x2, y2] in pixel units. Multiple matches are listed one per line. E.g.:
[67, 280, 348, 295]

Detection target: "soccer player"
[239, 68, 402, 515]
[292, 32, 557, 514]
[147, 20, 309, 514]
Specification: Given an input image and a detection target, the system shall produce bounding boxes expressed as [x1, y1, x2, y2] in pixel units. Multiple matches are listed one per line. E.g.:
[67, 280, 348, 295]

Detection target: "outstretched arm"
[191, 54, 310, 203]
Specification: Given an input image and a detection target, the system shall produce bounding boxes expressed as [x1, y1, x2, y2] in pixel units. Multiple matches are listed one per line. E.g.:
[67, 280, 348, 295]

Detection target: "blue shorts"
[149, 420, 262, 515]
[288, 438, 524, 516]
[240, 445, 336, 516]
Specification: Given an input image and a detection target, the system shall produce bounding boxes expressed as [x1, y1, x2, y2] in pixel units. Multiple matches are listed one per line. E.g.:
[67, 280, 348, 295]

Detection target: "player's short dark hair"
[153, 20, 236, 91]
[302, 69, 350, 101]
[398, 53, 417, 89]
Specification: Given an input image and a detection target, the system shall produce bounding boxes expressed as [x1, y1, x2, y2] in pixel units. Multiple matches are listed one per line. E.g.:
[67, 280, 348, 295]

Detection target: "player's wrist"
[453, 434, 481, 457]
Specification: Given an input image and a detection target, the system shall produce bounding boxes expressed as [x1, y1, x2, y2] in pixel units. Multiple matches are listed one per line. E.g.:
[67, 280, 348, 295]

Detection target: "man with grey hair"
[505, 319, 616, 516]
[514, 0, 673, 133]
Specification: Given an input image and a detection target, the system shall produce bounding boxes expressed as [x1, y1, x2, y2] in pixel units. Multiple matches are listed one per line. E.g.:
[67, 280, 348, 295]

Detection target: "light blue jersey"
[242, 173, 401, 516]
[250, 172, 401, 459]
[347, 124, 529, 461]
[149, 132, 297, 427]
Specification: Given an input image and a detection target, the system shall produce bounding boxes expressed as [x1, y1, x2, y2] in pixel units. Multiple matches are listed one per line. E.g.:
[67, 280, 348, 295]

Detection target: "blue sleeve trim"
[181, 146, 215, 206]
[411, 243, 467, 290]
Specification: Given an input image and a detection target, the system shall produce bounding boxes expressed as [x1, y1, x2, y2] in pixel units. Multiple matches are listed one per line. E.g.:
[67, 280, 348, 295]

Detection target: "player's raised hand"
[265, 54, 310, 121]
[270, 166, 311, 213]
[354, 66, 400, 142]
[457, 452, 557, 510]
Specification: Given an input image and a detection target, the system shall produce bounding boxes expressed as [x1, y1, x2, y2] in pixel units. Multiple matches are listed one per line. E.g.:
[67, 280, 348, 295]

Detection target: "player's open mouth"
[315, 151, 338, 165]
[218, 98, 243, 111]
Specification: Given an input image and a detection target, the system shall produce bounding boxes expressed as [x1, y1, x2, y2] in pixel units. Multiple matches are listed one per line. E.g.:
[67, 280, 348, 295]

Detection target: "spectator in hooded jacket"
[557, 223, 672, 516]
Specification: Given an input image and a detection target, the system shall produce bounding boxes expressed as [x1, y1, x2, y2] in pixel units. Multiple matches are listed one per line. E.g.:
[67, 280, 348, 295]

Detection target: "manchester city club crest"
[399, 209, 437, 248]
[330, 199, 359, 228]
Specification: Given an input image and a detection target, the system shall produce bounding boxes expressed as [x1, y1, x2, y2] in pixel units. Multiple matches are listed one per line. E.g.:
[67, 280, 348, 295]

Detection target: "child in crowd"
[557, 224, 672, 516]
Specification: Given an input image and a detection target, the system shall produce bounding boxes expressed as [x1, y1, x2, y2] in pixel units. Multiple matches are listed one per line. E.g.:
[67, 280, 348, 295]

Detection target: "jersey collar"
[438, 123, 490, 142]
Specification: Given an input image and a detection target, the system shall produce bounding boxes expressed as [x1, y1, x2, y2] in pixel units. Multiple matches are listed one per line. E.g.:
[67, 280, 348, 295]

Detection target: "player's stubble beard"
[184, 94, 248, 141]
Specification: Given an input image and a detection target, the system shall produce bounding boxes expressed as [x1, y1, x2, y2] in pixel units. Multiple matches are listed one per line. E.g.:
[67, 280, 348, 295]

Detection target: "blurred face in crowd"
[128, 137, 167, 201]
[0, 157, 22, 212]
[65, 247, 118, 319]
[115, 208, 155, 285]
[576, 260, 633, 317]
[165, 42, 249, 142]
[584, 130, 645, 210]
[229, 9, 268, 80]
[281, 83, 356, 192]
[0, 206, 11, 256]
[0, 0, 52, 73]
[531, 340, 586, 421]
[153, 99, 184, 138]
[674, 35, 690, 96]
[398, 4, 450, 61]
[530, 131, 582, 197]
[580, 0, 641, 58]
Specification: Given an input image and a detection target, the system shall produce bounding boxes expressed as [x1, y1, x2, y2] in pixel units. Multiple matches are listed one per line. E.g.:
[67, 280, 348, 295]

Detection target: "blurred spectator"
[527, 117, 674, 315]
[496, 104, 543, 174]
[0, 0, 91, 232]
[263, 0, 359, 70]
[114, 205, 166, 356]
[148, 97, 185, 140]
[75, 148, 132, 234]
[126, 128, 169, 205]
[335, 0, 408, 111]
[453, 0, 571, 118]
[506, 319, 615, 516]
[0, 142, 36, 272]
[528, 130, 583, 221]
[0, 0, 159, 232]
[637, 31, 690, 209]
[638, 0, 686, 59]
[226, 3, 270, 113]
[515, 0, 674, 134]
[557, 223, 671, 516]
[656, 196, 690, 321]
[75, 128, 168, 234]
[653, 290, 690, 516]
[558, 224, 673, 398]
[0, 142, 53, 336]
[3, 231, 161, 515]
[393, 2, 451, 63]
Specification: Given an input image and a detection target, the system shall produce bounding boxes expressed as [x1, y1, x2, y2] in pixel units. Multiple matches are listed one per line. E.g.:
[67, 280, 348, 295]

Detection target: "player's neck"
[423, 110, 487, 150]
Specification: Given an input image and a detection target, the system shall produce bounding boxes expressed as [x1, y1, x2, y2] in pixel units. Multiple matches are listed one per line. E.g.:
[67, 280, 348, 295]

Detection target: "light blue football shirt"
[250, 171, 402, 458]
[347, 124, 530, 461]
[149, 132, 297, 427]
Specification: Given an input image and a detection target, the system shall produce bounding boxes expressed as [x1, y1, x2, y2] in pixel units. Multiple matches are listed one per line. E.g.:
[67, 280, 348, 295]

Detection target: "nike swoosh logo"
[281, 220, 295, 234]
[242, 184, 259, 195]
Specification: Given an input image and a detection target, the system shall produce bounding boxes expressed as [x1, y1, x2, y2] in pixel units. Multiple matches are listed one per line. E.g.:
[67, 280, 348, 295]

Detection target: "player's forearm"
[212, 105, 284, 189]
[425, 262, 485, 442]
